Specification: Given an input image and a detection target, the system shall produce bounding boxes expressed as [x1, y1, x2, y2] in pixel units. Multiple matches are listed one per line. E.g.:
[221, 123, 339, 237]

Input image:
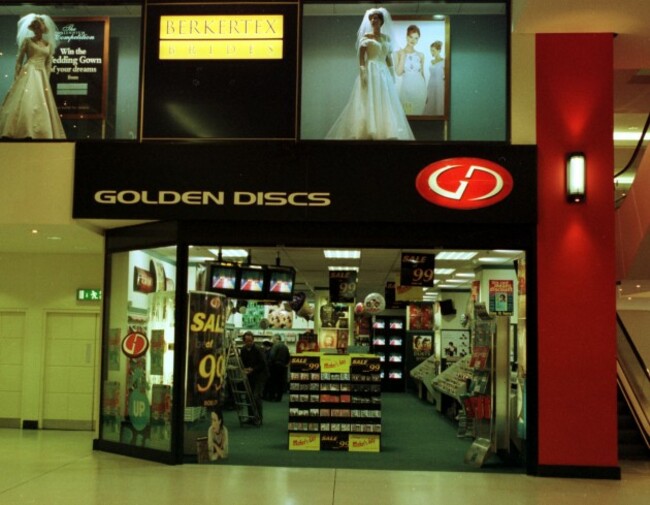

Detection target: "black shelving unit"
[371, 315, 406, 392]
[287, 354, 382, 451]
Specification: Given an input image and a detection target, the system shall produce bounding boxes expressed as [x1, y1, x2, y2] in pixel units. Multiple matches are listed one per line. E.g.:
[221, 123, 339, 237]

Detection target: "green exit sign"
[77, 289, 102, 301]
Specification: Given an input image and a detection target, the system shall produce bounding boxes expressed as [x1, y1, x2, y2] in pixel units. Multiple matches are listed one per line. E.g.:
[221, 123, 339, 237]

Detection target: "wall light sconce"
[566, 152, 586, 203]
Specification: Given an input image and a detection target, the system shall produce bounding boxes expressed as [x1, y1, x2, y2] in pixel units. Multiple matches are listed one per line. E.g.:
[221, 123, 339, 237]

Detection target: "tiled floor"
[1, 429, 648, 505]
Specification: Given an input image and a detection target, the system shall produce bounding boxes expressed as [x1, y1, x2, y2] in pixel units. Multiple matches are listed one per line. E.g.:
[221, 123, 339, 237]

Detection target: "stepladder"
[225, 338, 262, 426]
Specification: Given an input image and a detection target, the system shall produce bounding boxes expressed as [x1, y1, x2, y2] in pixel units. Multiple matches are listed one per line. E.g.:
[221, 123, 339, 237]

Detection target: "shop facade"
[0, 0, 618, 479]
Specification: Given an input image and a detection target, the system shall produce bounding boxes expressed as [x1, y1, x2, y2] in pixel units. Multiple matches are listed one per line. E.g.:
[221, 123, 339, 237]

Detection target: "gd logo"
[415, 157, 513, 210]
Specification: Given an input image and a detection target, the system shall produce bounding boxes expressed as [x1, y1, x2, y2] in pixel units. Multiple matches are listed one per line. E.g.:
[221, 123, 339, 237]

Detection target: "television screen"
[267, 266, 296, 299]
[208, 262, 238, 294]
[239, 265, 266, 294]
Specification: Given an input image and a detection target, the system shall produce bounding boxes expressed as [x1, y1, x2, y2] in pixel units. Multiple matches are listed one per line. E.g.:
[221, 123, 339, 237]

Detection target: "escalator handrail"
[616, 312, 650, 382]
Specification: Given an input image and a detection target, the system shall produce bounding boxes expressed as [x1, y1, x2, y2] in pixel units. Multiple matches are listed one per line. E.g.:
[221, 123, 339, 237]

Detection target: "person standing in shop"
[240, 331, 268, 423]
[268, 335, 290, 402]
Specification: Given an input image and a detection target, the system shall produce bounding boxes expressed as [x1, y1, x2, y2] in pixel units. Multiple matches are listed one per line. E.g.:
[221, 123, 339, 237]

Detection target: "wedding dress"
[0, 38, 66, 139]
[326, 35, 414, 140]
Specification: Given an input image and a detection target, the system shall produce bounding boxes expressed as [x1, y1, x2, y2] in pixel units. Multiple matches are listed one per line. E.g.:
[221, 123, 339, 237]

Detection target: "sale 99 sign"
[186, 292, 227, 408]
[400, 252, 436, 287]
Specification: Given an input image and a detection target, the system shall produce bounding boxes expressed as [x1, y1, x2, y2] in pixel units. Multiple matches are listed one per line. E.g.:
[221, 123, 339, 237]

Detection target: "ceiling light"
[324, 250, 361, 259]
[477, 257, 510, 264]
[31, 229, 39, 234]
[446, 279, 469, 284]
[436, 251, 477, 260]
[46, 236, 62, 241]
[328, 266, 359, 272]
[208, 248, 248, 258]
[455, 272, 475, 278]
[434, 268, 455, 275]
[614, 132, 650, 141]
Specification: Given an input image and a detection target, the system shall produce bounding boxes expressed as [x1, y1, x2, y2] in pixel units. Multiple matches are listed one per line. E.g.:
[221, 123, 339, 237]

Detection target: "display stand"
[288, 353, 381, 452]
[463, 303, 496, 467]
[371, 316, 406, 392]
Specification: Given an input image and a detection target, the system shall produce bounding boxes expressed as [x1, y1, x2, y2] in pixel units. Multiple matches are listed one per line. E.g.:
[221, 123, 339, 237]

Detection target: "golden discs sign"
[159, 15, 284, 60]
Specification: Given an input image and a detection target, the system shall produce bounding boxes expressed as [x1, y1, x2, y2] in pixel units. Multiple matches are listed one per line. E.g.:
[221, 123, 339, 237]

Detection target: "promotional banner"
[186, 292, 227, 408]
[329, 270, 357, 303]
[52, 17, 109, 119]
[400, 252, 435, 287]
[489, 280, 514, 315]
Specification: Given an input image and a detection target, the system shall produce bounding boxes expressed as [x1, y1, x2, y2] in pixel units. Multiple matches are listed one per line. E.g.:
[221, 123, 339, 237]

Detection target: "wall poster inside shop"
[51, 17, 110, 119]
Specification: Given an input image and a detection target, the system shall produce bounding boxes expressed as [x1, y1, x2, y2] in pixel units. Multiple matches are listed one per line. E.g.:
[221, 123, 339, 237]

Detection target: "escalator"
[616, 312, 650, 459]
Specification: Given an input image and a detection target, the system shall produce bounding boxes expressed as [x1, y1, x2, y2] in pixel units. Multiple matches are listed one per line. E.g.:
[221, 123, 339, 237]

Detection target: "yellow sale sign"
[348, 434, 380, 452]
[288, 433, 320, 451]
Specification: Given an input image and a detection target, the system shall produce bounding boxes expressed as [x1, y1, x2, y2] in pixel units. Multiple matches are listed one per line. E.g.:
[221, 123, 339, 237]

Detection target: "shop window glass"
[300, 1, 508, 141]
[0, 2, 141, 141]
[101, 248, 176, 452]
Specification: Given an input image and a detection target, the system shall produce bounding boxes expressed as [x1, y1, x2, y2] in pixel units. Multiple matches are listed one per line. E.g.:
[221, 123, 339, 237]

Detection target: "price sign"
[400, 253, 436, 287]
[329, 270, 357, 303]
[186, 292, 227, 408]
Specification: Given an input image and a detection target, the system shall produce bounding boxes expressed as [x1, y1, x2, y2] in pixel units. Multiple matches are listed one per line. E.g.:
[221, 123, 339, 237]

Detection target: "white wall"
[0, 252, 103, 426]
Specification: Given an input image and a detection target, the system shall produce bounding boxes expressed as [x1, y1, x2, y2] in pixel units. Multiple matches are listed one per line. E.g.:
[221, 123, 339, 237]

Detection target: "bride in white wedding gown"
[326, 8, 414, 140]
[0, 14, 65, 139]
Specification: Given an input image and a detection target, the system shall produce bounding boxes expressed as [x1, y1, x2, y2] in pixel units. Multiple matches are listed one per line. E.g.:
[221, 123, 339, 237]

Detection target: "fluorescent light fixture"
[208, 248, 249, 258]
[477, 257, 510, 264]
[455, 272, 475, 278]
[436, 251, 478, 260]
[190, 256, 217, 263]
[328, 266, 359, 272]
[614, 131, 650, 141]
[323, 250, 361, 259]
[446, 279, 469, 284]
[434, 268, 455, 275]
[566, 152, 586, 203]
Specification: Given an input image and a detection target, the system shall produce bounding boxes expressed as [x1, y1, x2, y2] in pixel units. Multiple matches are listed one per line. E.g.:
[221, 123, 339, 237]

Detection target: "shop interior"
[101, 243, 527, 472]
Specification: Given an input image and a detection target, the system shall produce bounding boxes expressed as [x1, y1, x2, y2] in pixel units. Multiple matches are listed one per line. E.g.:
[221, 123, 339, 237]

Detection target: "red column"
[536, 34, 618, 470]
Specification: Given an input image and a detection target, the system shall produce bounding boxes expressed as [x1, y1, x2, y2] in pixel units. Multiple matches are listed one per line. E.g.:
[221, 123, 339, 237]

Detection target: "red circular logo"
[121, 332, 150, 359]
[416, 157, 514, 210]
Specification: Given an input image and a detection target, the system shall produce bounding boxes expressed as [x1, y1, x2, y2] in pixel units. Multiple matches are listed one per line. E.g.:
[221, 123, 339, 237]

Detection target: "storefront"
[0, 0, 619, 479]
[76, 140, 537, 470]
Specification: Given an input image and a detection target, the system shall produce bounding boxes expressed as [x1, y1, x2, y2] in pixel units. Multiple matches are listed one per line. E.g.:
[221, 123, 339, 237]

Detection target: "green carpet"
[187, 392, 524, 473]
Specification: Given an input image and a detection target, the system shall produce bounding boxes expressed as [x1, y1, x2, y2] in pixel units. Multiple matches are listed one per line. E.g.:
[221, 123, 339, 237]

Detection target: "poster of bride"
[391, 16, 449, 119]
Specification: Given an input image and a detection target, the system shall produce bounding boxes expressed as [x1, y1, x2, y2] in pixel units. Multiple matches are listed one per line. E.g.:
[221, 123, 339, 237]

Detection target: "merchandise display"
[371, 315, 406, 391]
[288, 353, 382, 452]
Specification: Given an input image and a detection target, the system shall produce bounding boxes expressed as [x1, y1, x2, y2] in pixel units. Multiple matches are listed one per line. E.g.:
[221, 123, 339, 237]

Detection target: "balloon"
[364, 293, 386, 314]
